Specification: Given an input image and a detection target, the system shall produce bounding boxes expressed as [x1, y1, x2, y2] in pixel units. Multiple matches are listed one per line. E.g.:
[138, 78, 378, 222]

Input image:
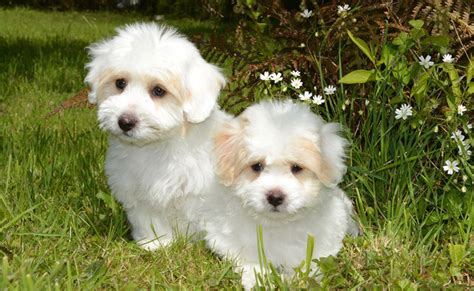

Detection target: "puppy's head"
[85, 23, 225, 144]
[215, 100, 347, 218]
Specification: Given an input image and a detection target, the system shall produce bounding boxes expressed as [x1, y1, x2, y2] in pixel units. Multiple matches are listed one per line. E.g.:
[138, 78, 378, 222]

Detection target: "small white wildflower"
[457, 104, 467, 116]
[418, 55, 434, 69]
[458, 141, 472, 156]
[290, 70, 300, 77]
[299, 43, 306, 48]
[259, 71, 271, 81]
[365, 99, 370, 106]
[323, 85, 337, 95]
[269, 72, 283, 83]
[312, 94, 325, 105]
[442, 54, 454, 63]
[468, 123, 473, 130]
[451, 130, 465, 142]
[300, 9, 313, 18]
[461, 186, 467, 193]
[462, 175, 468, 182]
[344, 99, 351, 105]
[395, 104, 413, 120]
[337, 4, 351, 15]
[342, 104, 346, 111]
[443, 160, 460, 175]
[290, 78, 303, 89]
[298, 91, 312, 101]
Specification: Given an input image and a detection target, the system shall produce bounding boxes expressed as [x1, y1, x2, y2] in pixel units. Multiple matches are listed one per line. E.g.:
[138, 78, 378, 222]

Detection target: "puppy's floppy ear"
[183, 58, 225, 123]
[317, 123, 348, 187]
[84, 40, 112, 105]
[214, 117, 246, 186]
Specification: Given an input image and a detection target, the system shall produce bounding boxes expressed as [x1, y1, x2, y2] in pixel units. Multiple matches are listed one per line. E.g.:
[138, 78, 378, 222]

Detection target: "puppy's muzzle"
[266, 189, 285, 207]
[118, 113, 138, 132]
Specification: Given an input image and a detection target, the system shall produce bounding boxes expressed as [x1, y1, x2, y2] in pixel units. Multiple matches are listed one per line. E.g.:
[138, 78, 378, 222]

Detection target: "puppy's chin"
[108, 130, 170, 146]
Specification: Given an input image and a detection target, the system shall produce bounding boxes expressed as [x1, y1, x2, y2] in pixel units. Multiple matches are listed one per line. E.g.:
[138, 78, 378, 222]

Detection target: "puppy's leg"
[126, 204, 173, 250]
[238, 262, 261, 291]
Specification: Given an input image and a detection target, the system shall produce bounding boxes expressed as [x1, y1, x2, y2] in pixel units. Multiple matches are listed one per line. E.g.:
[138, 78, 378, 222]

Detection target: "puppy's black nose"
[118, 114, 138, 132]
[266, 190, 285, 207]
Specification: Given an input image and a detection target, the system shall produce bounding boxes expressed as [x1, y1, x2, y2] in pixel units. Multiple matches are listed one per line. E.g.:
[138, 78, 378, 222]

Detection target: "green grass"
[0, 7, 472, 289]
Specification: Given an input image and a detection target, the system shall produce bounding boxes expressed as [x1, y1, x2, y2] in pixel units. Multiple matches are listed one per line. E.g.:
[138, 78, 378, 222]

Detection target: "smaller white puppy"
[203, 100, 358, 289]
[85, 23, 227, 250]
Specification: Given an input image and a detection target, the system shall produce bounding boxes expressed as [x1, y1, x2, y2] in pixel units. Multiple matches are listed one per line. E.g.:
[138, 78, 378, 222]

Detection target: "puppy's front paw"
[239, 263, 260, 290]
[138, 237, 172, 251]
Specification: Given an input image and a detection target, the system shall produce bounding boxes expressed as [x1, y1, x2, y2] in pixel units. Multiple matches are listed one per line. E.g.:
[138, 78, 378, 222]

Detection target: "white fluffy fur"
[85, 23, 229, 250]
[200, 100, 359, 289]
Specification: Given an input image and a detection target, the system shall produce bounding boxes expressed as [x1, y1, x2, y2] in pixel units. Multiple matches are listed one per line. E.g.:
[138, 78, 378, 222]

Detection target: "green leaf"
[393, 32, 408, 46]
[448, 244, 465, 267]
[96, 191, 118, 214]
[467, 59, 474, 83]
[422, 35, 449, 48]
[442, 63, 462, 104]
[411, 72, 429, 103]
[305, 235, 315, 277]
[339, 69, 376, 84]
[347, 30, 375, 63]
[379, 44, 397, 67]
[468, 82, 474, 95]
[408, 19, 424, 29]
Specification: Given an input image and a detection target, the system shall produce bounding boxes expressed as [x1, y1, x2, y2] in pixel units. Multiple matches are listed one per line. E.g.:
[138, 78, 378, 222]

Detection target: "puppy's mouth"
[270, 207, 281, 213]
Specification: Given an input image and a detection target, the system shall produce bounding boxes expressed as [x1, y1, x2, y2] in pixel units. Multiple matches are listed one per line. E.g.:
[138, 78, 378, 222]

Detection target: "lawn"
[0, 7, 472, 289]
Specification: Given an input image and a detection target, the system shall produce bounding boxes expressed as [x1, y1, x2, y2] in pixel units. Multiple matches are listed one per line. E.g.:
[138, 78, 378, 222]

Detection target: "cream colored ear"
[298, 123, 347, 187]
[183, 58, 225, 123]
[84, 39, 114, 105]
[214, 118, 245, 186]
[318, 123, 348, 186]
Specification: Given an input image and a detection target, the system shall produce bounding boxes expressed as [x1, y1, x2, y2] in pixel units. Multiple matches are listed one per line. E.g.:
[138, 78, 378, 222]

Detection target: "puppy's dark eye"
[291, 164, 303, 174]
[115, 79, 127, 90]
[251, 162, 264, 173]
[151, 86, 166, 98]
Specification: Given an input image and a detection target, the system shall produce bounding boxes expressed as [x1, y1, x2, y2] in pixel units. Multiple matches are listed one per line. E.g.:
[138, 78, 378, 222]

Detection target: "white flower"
[418, 55, 434, 69]
[269, 72, 283, 83]
[323, 85, 337, 95]
[461, 186, 467, 193]
[457, 104, 467, 116]
[259, 71, 271, 81]
[337, 4, 351, 15]
[300, 9, 313, 18]
[451, 130, 465, 142]
[365, 99, 370, 106]
[298, 91, 312, 101]
[290, 70, 300, 77]
[312, 95, 325, 105]
[442, 54, 454, 63]
[468, 123, 473, 130]
[290, 78, 303, 89]
[443, 160, 460, 175]
[395, 104, 413, 120]
[462, 175, 468, 182]
[458, 140, 472, 156]
[299, 43, 306, 48]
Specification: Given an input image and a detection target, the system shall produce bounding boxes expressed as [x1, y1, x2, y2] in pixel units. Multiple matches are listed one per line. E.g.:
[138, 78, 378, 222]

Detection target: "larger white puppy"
[205, 100, 359, 289]
[85, 23, 227, 250]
